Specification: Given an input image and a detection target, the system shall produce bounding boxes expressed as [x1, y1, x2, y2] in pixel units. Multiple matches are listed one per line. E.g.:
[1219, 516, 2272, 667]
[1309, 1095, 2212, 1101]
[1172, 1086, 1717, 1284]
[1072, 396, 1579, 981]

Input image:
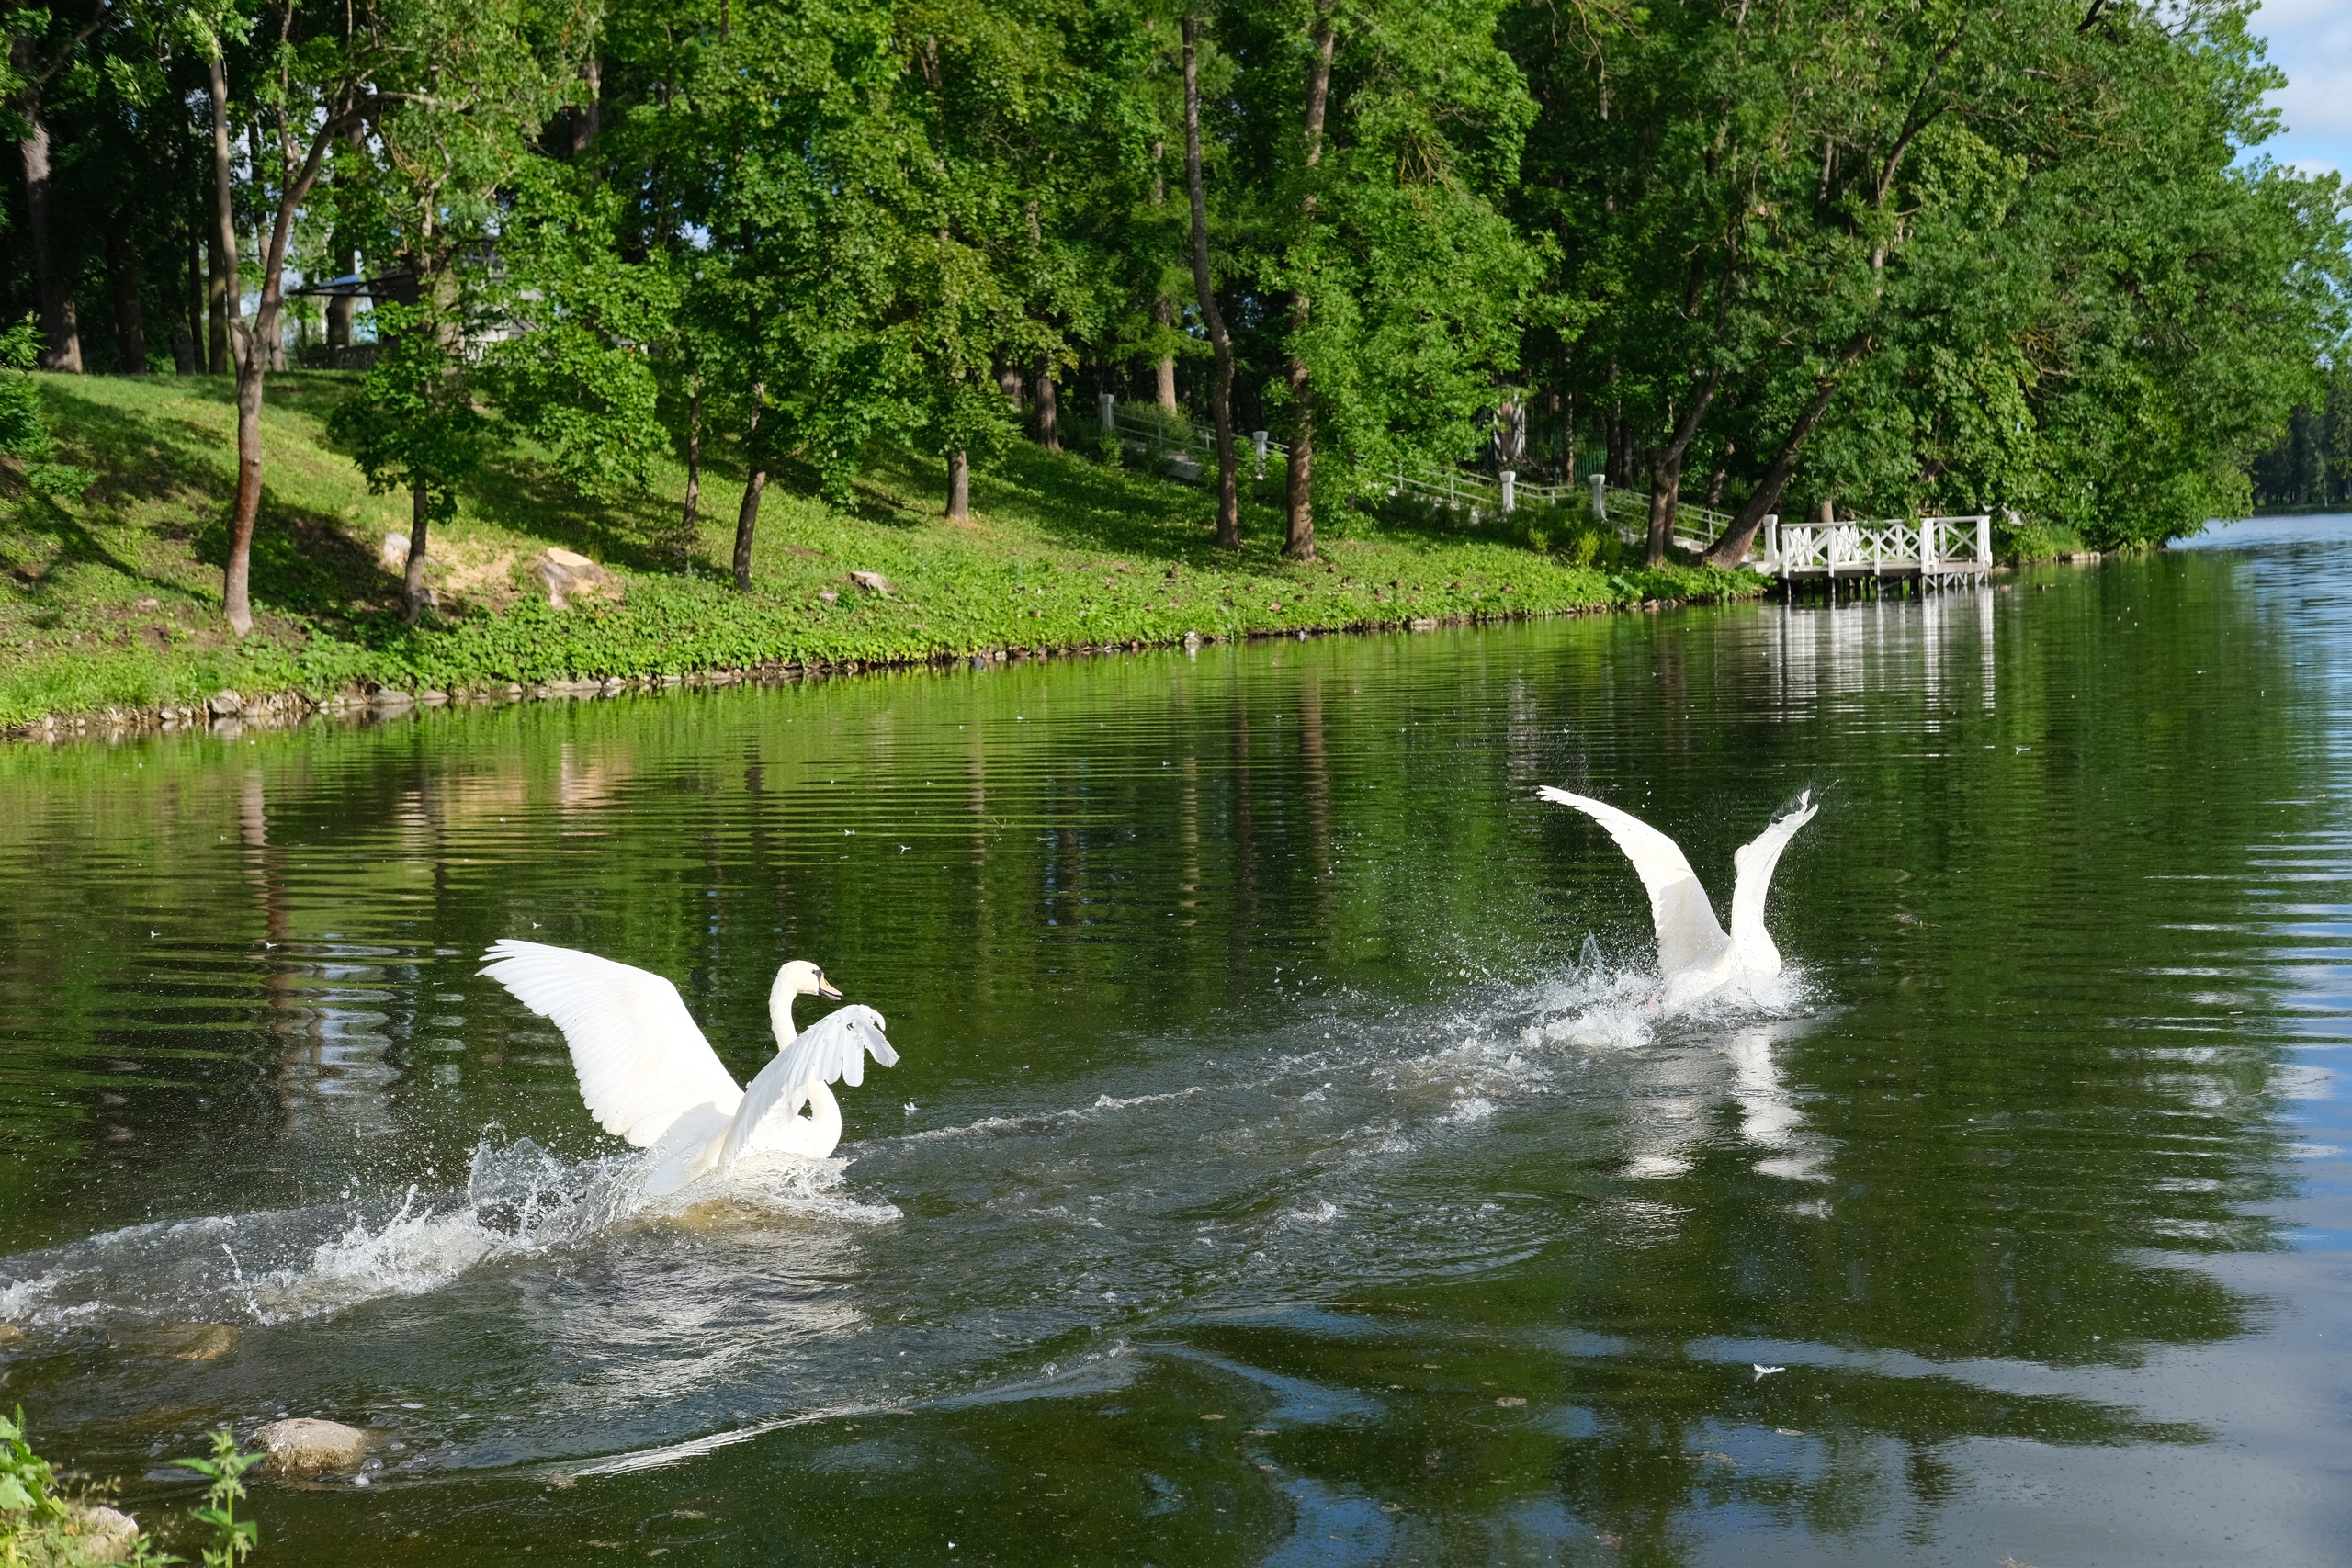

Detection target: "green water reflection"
[1, 536, 2346, 1564]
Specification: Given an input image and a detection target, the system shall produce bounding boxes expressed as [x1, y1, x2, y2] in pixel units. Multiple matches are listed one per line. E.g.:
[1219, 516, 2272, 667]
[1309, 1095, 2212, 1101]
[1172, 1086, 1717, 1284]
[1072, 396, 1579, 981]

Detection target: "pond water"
[5, 520, 2352, 1565]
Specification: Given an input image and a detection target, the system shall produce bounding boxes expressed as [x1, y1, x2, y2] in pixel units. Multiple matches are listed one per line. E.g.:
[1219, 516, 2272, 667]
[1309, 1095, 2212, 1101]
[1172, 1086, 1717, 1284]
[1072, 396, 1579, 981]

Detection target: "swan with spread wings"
[480, 940, 898, 1194]
[1539, 787, 1818, 1005]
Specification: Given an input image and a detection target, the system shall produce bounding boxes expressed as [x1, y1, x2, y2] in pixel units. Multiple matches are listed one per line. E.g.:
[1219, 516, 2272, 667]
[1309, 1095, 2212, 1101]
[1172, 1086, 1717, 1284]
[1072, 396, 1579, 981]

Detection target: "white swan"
[479, 940, 898, 1194]
[1539, 787, 1817, 1004]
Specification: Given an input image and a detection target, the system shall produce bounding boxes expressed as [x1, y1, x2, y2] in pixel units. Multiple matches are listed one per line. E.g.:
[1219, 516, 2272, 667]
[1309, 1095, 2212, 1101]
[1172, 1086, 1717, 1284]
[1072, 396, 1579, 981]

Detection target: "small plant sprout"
[174, 1428, 263, 1567]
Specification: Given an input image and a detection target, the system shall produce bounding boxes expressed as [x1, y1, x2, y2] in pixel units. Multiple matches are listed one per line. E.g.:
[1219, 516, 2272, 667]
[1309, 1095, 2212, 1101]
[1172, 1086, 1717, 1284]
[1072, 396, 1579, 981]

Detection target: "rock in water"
[533, 547, 620, 609]
[254, 1417, 371, 1477]
[109, 1322, 237, 1360]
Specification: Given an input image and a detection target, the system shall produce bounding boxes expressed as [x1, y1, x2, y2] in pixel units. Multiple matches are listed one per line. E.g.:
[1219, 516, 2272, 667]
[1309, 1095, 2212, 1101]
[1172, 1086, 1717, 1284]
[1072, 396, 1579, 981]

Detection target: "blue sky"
[2256, 0, 2352, 176]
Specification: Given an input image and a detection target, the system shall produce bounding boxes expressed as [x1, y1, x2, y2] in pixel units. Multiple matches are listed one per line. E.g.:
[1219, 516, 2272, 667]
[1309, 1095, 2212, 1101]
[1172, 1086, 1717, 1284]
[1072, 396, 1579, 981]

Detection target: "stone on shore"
[533, 547, 619, 609]
[58, 1503, 141, 1563]
[254, 1417, 371, 1477]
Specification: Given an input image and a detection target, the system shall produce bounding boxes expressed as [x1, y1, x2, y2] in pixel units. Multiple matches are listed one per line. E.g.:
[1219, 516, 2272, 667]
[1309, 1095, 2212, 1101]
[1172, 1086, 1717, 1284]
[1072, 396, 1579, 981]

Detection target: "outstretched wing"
[1538, 787, 1730, 977]
[1727, 792, 1818, 974]
[480, 940, 742, 1148]
[715, 1005, 897, 1174]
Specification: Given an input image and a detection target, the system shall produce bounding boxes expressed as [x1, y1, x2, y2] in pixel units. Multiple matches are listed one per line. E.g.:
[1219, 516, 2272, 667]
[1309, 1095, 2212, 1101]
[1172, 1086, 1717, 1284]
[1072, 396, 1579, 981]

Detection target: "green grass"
[0, 372, 1762, 730]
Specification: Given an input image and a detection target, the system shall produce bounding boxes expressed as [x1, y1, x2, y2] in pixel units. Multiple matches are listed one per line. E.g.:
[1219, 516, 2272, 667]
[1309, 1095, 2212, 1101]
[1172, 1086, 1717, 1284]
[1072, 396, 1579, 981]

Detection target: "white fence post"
[1252, 430, 1268, 476]
[1589, 472, 1607, 521]
[1099, 392, 1116, 432]
[1976, 514, 1992, 573]
[1763, 514, 1779, 570]
[1501, 470, 1516, 513]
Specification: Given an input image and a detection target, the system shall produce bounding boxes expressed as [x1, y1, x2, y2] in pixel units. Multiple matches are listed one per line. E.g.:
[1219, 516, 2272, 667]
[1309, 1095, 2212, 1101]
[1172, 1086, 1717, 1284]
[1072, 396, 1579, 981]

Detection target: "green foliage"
[0, 321, 91, 500]
[5, 0, 2346, 621]
[172, 1430, 260, 1568]
[0, 1406, 175, 1567]
[0, 1408, 70, 1549]
[483, 164, 677, 500]
[325, 304, 489, 530]
[2249, 361, 2352, 510]
[0, 374, 1764, 729]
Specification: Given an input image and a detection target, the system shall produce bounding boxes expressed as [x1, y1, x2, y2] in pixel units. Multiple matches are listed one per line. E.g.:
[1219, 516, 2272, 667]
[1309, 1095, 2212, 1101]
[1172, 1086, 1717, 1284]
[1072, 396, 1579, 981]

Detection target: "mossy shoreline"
[2, 372, 1765, 739]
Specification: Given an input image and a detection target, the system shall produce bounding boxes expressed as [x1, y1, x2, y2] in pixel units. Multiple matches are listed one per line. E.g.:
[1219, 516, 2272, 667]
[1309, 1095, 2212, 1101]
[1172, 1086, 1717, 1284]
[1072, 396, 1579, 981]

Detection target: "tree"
[325, 0, 582, 622]
[194, 0, 394, 634]
[6, 0, 116, 370]
[1182, 13, 1238, 548]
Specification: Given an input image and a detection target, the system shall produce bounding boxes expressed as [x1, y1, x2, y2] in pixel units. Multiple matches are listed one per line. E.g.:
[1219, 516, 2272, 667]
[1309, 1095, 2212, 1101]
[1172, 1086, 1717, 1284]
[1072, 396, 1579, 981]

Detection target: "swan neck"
[805, 1080, 843, 1156]
[771, 992, 799, 1047]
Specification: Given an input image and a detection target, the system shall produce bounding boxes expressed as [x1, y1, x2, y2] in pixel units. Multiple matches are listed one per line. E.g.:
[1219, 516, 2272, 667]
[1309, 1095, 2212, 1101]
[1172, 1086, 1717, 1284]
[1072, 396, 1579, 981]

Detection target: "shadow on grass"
[33, 377, 389, 619]
[876, 438, 1589, 573]
[859, 440, 1323, 570]
[32, 371, 700, 617]
[463, 449, 691, 573]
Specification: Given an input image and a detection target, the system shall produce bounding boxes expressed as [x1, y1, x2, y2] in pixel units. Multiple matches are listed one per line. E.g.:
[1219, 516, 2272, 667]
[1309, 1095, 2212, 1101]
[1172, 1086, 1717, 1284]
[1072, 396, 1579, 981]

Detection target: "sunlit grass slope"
[0, 372, 1758, 729]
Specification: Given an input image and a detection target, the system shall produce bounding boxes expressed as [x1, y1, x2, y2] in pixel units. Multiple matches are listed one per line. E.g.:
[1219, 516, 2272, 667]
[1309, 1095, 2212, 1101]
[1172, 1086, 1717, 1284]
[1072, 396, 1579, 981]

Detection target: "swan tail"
[641, 1101, 730, 1197]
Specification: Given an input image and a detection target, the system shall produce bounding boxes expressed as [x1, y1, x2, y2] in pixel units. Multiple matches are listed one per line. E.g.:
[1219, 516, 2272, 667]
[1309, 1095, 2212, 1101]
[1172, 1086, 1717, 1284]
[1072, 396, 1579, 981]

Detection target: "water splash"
[0, 1135, 897, 1334]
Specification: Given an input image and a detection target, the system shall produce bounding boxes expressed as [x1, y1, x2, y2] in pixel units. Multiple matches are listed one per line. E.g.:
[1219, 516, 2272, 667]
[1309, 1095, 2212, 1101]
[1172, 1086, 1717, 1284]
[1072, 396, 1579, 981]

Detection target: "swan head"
[773, 959, 842, 1004]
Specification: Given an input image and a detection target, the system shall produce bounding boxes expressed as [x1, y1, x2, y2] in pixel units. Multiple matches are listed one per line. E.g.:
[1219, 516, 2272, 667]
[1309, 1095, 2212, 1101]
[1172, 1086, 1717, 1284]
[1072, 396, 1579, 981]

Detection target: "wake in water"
[0, 1136, 897, 1335]
[1502, 931, 1819, 1054]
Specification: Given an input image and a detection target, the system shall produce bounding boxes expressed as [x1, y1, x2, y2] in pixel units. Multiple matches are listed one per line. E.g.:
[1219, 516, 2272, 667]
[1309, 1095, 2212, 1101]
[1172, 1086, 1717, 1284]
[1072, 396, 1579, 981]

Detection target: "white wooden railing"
[1761, 514, 1991, 579]
[1094, 394, 1994, 581]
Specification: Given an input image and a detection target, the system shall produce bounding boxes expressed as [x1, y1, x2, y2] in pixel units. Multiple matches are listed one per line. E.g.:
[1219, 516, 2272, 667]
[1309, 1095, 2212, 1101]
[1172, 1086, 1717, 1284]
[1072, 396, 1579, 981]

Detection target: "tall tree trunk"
[15, 84, 81, 372]
[1643, 369, 1720, 567]
[1560, 378, 1576, 483]
[325, 276, 355, 355]
[946, 448, 970, 522]
[1154, 305, 1179, 412]
[1182, 16, 1238, 551]
[214, 53, 346, 635]
[1150, 142, 1178, 412]
[1702, 335, 1867, 568]
[402, 481, 432, 624]
[210, 54, 257, 634]
[1036, 366, 1060, 451]
[569, 59, 602, 158]
[174, 225, 200, 373]
[207, 227, 229, 373]
[1705, 442, 1733, 509]
[325, 126, 361, 355]
[680, 385, 701, 566]
[105, 224, 145, 373]
[733, 382, 764, 591]
[1283, 0, 1334, 564]
[997, 361, 1023, 408]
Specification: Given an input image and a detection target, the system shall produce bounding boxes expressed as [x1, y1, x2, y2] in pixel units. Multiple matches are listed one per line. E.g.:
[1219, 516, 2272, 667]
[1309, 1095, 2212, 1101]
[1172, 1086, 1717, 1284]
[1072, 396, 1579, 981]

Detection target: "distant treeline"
[2249, 367, 2352, 512]
[3, 0, 2346, 627]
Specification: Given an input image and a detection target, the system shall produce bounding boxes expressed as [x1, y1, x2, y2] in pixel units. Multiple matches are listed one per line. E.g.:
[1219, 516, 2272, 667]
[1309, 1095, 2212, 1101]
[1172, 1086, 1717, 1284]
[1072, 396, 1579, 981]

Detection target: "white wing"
[1727, 792, 1817, 974]
[480, 940, 742, 1148]
[1538, 787, 1730, 977]
[715, 1005, 897, 1174]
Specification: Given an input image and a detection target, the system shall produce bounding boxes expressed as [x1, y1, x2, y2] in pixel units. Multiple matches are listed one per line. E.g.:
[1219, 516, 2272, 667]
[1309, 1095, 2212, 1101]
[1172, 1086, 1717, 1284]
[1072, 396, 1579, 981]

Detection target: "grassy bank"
[0, 373, 1759, 733]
